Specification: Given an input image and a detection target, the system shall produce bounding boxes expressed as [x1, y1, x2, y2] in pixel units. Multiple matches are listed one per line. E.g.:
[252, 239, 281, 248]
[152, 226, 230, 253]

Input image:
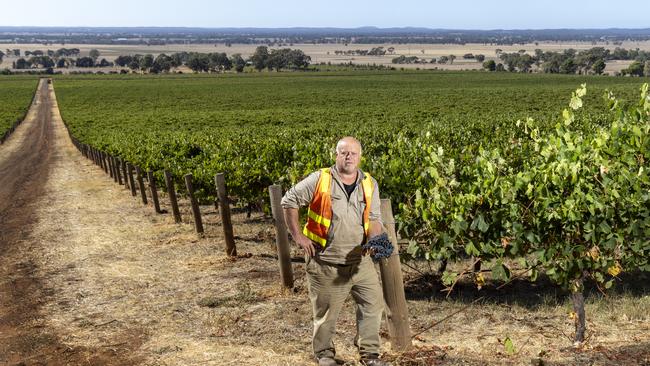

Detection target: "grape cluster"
[362, 233, 394, 262]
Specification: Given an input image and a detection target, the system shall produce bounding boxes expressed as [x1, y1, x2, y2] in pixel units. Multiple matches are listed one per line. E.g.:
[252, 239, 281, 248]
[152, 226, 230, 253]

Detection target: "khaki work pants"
[306, 255, 384, 359]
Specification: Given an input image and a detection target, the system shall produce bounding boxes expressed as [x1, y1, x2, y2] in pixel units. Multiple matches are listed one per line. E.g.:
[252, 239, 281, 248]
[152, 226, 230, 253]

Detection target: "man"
[281, 137, 390, 366]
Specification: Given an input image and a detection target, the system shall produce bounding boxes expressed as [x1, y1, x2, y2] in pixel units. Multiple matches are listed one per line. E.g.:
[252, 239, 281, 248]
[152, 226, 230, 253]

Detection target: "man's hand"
[283, 207, 319, 257]
[294, 233, 318, 257]
[362, 247, 376, 257]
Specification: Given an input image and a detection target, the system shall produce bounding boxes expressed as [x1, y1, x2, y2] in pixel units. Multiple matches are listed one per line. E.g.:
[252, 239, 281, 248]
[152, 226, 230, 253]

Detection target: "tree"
[516, 54, 535, 73]
[170, 52, 188, 68]
[250, 46, 269, 71]
[622, 61, 644, 76]
[56, 58, 69, 68]
[475, 54, 485, 62]
[645, 61, 650, 77]
[592, 59, 606, 75]
[500, 53, 518, 72]
[208, 52, 231, 72]
[288, 49, 310, 69]
[230, 53, 246, 72]
[29, 55, 54, 68]
[114, 55, 134, 67]
[482, 60, 496, 71]
[14, 58, 30, 69]
[267, 49, 289, 71]
[140, 54, 154, 72]
[187, 53, 209, 72]
[449, 54, 456, 64]
[75, 57, 94, 67]
[560, 58, 577, 74]
[438, 56, 449, 64]
[89, 49, 100, 60]
[152, 54, 173, 73]
[128, 57, 141, 71]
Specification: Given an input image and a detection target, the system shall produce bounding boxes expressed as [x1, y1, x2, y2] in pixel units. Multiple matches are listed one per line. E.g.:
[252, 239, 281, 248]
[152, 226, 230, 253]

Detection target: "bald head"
[336, 136, 362, 155]
[335, 136, 362, 175]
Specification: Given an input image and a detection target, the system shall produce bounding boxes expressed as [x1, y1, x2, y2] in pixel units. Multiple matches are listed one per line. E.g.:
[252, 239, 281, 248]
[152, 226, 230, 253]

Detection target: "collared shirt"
[281, 165, 382, 264]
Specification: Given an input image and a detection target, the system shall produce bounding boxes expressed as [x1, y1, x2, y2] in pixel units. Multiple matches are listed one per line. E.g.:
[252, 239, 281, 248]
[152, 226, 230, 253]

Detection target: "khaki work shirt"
[281, 166, 382, 265]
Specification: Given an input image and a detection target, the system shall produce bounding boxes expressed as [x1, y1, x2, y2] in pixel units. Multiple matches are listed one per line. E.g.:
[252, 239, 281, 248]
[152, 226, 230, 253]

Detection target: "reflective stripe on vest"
[302, 168, 374, 248]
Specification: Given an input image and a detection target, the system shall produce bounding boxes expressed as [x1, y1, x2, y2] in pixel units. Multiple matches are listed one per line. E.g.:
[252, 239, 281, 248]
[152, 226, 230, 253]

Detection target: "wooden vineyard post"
[108, 155, 115, 180]
[164, 170, 182, 223]
[127, 163, 137, 197]
[268, 184, 293, 289]
[101, 152, 108, 174]
[112, 156, 119, 183]
[184, 174, 204, 235]
[215, 173, 237, 257]
[135, 166, 148, 205]
[121, 159, 129, 189]
[147, 171, 161, 214]
[378, 198, 412, 352]
[572, 275, 587, 343]
[115, 157, 123, 185]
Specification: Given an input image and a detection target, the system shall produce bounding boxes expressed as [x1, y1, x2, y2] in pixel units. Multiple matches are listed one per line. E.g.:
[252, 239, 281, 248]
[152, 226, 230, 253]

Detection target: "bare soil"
[0, 80, 648, 366]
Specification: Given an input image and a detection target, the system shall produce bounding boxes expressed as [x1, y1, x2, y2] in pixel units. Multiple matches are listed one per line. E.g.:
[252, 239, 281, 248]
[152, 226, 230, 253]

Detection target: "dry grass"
[14, 83, 649, 365]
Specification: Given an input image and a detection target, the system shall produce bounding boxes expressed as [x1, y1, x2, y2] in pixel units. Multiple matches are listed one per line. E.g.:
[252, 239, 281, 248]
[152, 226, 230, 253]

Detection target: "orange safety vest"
[302, 168, 374, 247]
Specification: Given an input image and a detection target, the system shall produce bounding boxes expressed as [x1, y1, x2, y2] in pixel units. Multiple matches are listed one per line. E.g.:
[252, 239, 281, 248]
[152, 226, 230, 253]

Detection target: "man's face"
[335, 140, 361, 175]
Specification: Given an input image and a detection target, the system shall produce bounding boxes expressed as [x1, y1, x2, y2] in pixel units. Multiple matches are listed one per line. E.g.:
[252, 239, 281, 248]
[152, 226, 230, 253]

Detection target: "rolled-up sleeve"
[281, 171, 320, 209]
[369, 178, 382, 223]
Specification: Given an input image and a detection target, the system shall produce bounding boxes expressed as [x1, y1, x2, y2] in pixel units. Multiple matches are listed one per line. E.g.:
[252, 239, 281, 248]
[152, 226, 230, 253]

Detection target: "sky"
[2, 0, 649, 29]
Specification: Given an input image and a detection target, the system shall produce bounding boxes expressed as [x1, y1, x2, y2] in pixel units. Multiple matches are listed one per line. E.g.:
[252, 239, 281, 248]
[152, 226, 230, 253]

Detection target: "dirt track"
[0, 79, 141, 365]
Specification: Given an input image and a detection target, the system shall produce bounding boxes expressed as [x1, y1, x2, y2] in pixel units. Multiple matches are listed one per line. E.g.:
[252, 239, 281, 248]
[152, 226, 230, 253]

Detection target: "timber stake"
[184, 174, 204, 235]
[215, 173, 237, 256]
[164, 170, 182, 223]
[378, 198, 412, 351]
[268, 184, 293, 288]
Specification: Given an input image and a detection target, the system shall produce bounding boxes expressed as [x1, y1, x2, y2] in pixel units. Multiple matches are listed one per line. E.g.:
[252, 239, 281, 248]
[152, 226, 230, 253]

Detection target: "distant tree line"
[6, 46, 310, 74]
[11, 48, 112, 71]
[392, 54, 484, 65]
[117, 47, 310, 73]
[248, 46, 311, 71]
[332, 47, 391, 56]
[483, 47, 650, 75]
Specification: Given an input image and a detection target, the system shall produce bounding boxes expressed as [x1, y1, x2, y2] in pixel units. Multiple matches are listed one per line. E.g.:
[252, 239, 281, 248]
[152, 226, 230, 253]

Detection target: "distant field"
[3, 41, 649, 72]
[0, 77, 38, 138]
